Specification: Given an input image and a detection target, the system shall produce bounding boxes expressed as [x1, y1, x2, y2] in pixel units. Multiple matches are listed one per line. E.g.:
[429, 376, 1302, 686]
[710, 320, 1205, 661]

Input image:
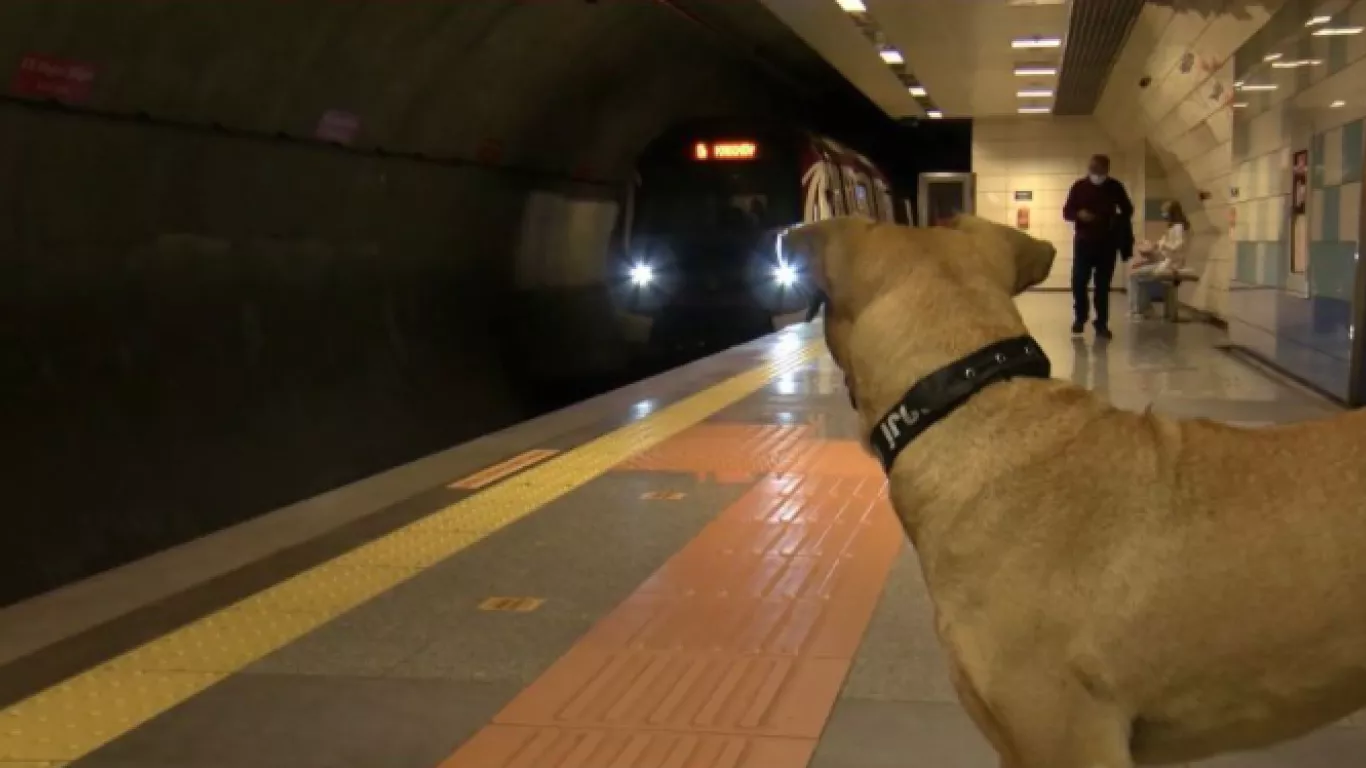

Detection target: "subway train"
[610, 119, 905, 361]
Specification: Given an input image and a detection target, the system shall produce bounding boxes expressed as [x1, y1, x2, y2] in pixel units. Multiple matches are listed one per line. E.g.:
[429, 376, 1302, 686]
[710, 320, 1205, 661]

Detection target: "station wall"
[973, 116, 1142, 292]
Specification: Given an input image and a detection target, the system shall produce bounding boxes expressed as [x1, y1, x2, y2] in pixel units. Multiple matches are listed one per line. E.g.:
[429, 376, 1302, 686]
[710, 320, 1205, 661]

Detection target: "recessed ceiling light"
[1306, 15, 1331, 26]
[1012, 37, 1062, 49]
[927, 110, 944, 119]
[1014, 65, 1058, 76]
[908, 85, 927, 96]
[1313, 26, 1364, 35]
[1232, 102, 1249, 108]
[1018, 106, 1051, 114]
[880, 49, 904, 64]
[1332, 100, 1346, 108]
[836, 0, 866, 10]
[1264, 52, 1283, 61]
[1017, 88, 1054, 98]
[1237, 83, 1278, 91]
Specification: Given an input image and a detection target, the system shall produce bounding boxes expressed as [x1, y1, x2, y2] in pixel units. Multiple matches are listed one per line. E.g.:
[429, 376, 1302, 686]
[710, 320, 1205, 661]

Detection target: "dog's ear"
[778, 215, 877, 293]
[945, 214, 1056, 294]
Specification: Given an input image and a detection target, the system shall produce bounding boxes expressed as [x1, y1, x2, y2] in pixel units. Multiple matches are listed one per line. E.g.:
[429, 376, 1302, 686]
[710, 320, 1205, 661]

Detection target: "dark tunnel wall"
[0, 0, 866, 605]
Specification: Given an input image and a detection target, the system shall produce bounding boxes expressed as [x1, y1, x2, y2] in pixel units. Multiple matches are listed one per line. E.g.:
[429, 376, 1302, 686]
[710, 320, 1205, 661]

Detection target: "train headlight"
[772, 261, 798, 288]
[629, 262, 655, 287]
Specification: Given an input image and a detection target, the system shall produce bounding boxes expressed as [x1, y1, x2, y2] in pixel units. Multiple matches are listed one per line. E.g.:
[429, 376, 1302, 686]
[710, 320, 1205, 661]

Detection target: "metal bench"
[1147, 269, 1200, 322]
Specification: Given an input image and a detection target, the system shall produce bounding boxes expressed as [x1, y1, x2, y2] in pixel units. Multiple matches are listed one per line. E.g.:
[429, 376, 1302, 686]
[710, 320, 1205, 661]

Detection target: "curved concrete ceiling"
[1093, 0, 1287, 318]
[0, 0, 887, 181]
[752, 0, 925, 118]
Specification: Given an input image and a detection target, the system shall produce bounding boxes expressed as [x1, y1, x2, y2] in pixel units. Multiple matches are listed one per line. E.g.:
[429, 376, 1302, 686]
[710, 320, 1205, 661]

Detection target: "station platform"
[1, 293, 1358, 768]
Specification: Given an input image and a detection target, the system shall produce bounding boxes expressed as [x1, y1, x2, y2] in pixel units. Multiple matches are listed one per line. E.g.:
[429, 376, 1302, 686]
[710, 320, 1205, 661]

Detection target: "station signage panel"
[693, 140, 758, 161]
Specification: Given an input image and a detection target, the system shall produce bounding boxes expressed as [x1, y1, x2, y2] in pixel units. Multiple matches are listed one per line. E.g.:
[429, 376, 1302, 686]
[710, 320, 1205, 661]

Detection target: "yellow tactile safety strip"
[0, 340, 822, 765]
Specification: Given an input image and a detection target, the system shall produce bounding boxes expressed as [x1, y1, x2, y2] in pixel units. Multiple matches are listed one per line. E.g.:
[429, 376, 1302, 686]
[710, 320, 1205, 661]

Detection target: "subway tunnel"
[7, 2, 1366, 767]
[0, 0, 970, 605]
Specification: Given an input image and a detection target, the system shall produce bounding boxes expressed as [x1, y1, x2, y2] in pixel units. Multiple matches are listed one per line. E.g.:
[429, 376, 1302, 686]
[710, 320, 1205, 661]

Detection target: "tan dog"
[781, 214, 1366, 767]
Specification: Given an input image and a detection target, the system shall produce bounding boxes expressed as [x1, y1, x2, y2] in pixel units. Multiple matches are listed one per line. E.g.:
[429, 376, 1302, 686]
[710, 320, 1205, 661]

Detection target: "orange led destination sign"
[693, 140, 758, 161]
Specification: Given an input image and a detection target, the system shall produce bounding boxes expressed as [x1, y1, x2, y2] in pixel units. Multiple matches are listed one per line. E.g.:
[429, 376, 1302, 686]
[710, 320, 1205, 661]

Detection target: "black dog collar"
[869, 335, 1050, 472]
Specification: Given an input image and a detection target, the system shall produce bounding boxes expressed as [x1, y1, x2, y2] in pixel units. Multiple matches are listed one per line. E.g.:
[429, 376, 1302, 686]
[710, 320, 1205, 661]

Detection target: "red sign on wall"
[315, 110, 360, 145]
[11, 54, 95, 104]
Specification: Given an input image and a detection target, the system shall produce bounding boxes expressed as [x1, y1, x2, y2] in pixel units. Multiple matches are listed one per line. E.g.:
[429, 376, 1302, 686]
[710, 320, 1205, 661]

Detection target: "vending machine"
[916, 172, 976, 226]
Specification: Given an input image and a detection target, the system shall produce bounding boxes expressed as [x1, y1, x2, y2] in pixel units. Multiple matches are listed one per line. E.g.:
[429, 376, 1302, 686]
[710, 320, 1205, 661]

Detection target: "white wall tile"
[972, 117, 1134, 290]
[1341, 180, 1361, 242]
[1324, 125, 1345, 187]
[1311, 187, 1325, 240]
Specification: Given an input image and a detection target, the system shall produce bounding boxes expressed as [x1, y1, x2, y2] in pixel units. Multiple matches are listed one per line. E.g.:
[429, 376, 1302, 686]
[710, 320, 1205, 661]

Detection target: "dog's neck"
[864, 335, 1048, 472]
[841, 292, 1048, 531]
[844, 289, 1032, 424]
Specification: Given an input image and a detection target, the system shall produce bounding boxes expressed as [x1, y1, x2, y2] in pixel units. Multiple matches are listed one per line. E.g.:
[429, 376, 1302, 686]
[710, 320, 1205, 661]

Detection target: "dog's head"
[780, 214, 1054, 412]
[944, 213, 1057, 294]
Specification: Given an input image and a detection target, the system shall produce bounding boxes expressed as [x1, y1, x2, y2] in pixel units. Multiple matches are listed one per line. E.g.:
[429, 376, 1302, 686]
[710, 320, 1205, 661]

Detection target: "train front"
[612, 127, 811, 363]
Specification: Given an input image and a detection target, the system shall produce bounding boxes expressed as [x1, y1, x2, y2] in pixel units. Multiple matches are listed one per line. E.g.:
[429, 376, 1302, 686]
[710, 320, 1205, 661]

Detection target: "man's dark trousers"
[1072, 237, 1117, 328]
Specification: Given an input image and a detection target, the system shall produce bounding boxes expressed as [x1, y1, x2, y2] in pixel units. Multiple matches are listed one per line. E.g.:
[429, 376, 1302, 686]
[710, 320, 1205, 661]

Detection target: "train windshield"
[635, 165, 794, 237]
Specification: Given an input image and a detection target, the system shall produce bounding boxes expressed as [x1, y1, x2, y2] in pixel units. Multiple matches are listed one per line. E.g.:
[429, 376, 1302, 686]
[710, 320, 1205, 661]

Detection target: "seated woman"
[1129, 199, 1189, 318]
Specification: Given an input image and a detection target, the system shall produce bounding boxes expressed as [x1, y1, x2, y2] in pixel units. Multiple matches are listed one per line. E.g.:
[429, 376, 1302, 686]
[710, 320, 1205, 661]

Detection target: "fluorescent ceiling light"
[1017, 88, 1054, 98]
[1237, 83, 1277, 91]
[1014, 65, 1057, 76]
[1232, 102, 1248, 108]
[880, 49, 904, 64]
[1313, 26, 1364, 35]
[1018, 106, 1051, 114]
[1332, 99, 1347, 107]
[908, 85, 927, 96]
[1306, 15, 1331, 26]
[1264, 52, 1283, 61]
[927, 110, 943, 118]
[1012, 37, 1062, 49]
[836, 0, 866, 10]
[1271, 59, 1322, 68]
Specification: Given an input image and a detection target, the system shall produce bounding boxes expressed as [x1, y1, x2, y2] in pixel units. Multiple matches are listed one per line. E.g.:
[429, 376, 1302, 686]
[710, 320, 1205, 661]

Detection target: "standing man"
[1063, 154, 1134, 339]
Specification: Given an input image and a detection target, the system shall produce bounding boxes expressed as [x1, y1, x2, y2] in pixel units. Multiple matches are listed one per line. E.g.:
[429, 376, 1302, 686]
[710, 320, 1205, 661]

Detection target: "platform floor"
[0, 293, 1358, 768]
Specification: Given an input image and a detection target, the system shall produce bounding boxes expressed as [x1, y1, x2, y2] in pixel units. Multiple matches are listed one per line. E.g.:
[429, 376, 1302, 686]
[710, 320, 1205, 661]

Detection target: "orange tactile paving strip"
[614, 424, 877, 483]
[441, 426, 900, 768]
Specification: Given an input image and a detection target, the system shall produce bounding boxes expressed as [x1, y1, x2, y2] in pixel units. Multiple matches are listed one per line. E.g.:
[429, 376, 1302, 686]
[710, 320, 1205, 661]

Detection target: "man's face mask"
[1088, 170, 1107, 185]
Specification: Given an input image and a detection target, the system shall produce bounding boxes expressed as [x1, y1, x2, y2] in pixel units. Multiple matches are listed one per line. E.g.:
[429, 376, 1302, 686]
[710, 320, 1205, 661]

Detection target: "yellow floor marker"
[448, 449, 559, 490]
[640, 491, 686, 500]
[0, 340, 822, 764]
[477, 597, 545, 613]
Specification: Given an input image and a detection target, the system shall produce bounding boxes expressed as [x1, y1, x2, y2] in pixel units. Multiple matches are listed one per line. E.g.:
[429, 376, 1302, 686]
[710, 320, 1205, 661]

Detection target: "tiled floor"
[2, 292, 1358, 768]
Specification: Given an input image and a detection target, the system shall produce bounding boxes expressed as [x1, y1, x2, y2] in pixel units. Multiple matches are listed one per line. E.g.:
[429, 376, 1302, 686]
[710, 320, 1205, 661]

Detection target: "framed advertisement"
[1290, 149, 1309, 274]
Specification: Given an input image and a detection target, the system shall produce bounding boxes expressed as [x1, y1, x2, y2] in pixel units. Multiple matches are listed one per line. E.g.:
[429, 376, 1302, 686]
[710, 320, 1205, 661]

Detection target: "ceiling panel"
[869, 0, 1072, 117]
[753, 0, 1166, 120]
[1054, 0, 1147, 114]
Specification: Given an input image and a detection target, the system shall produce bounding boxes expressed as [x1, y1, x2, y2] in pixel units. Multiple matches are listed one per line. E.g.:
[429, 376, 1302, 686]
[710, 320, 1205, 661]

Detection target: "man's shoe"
[1071, 321, 1085, 336]
[1095, 324, 1113, 340]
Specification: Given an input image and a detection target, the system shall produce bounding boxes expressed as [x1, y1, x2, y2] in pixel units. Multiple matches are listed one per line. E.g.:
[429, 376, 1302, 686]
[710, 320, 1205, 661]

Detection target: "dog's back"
[1115, 409, 1366, 762]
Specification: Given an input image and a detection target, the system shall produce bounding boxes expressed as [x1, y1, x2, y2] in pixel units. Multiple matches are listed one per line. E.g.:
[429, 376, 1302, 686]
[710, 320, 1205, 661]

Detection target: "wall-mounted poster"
[1292, 150, 1308, 215]
[1291, 149, 1309, 274]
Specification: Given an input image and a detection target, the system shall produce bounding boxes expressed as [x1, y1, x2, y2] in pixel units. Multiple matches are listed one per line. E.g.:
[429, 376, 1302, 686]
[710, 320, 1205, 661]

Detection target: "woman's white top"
[1154, 222, 1187, 272]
